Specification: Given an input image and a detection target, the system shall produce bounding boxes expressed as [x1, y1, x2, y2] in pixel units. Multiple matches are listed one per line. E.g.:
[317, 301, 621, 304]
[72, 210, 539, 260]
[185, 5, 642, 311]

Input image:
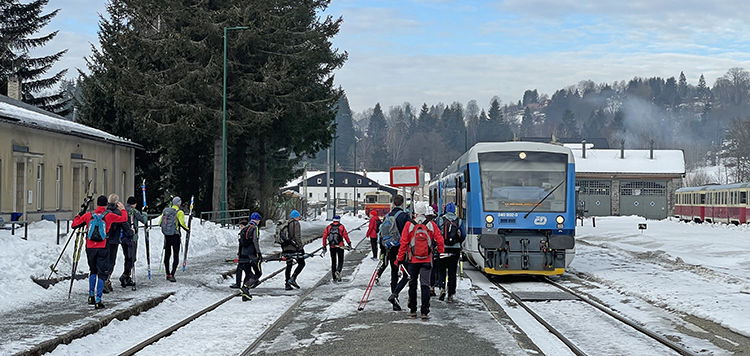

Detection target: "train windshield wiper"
[523, 180, 565, 219]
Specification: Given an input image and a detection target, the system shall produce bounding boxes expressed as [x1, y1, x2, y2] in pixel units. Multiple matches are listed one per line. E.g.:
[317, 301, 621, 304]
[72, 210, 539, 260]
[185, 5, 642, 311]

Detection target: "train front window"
[478, 151, 568, 212]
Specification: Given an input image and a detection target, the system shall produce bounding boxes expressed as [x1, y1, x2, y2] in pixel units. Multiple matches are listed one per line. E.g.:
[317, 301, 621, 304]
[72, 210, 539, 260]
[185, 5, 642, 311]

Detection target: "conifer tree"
[520, 106, 534, 137]
[0, 0, 69, 114]
[367, 103, 389, 170]
[557, 109, 578, 138]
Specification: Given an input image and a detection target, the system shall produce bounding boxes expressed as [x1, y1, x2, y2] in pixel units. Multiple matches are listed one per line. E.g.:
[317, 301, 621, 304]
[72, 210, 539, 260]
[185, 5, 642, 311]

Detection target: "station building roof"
[571, 148, 685, 175]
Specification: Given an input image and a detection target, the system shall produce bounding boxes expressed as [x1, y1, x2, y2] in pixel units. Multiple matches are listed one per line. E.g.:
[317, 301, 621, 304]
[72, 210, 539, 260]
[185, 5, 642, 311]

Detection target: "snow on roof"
[0, 97, 138, 148]
[284, 170, 431, 189]
[572, 148, 685, 175]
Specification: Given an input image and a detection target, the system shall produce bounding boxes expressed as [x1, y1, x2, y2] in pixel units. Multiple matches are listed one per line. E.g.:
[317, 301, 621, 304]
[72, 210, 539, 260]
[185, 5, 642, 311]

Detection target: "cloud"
[335, 51, 750, 113]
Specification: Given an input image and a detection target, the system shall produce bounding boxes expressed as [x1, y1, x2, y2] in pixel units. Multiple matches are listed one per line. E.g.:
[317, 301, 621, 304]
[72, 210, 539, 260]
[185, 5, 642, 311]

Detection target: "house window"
[93, 168, 97, 194]
[329, 178, 334, 184]
[103, 169, 108, 195]
[36, 164, 44, 211]
[56, 166, 62, 210]
[344, 178, 349, 184]
[309, 193, 313, 198]
[121, 171, 127, 198]
[357, 179, 362, 185]
[317, 178, 322, 184]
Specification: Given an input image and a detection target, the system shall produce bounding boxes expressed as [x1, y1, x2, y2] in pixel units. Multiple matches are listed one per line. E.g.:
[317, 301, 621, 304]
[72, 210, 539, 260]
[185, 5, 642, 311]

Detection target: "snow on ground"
[4, 213, 750, 354]
[574, 216, 750, 338]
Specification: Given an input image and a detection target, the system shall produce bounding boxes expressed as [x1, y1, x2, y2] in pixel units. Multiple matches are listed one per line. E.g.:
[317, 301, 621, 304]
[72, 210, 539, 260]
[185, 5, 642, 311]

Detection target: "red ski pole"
[358, 262, 381, 311]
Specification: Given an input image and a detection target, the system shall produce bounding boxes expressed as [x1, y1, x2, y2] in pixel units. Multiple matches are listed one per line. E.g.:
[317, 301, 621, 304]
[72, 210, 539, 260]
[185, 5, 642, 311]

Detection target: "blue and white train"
[429, 142, 576, 276]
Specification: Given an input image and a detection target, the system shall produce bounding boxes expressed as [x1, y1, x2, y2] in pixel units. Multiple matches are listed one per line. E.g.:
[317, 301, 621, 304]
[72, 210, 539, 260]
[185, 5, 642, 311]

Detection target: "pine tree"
[557, 109, 578, 138]
[520, 106, 534, 137]
[677, 71, 688, 98]
[367, 103, 389, 170]
[477, 98, 512, 142]
[0, 0, 69, 114]
[697, 74, 708, 99]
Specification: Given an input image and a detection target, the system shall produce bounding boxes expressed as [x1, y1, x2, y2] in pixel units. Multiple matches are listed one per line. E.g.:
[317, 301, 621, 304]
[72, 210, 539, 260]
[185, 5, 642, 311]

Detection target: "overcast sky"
[38, 0, 750, 114]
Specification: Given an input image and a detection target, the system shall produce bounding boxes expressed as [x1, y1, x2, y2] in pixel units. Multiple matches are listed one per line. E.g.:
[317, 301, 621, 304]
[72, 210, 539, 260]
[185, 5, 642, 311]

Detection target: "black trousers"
[121, 238, 137, 277]
[407, 262, 432, 315]
[329, 247, 345, 276]
[163, 234, 181, 275]
[437, 247, 461, 295]
[377, 247, 408, 294]
[369, 238, 379, 258]
[285, 254, 306, 281]
[86, 247, 111, 281]
[239, 259, 262, 287]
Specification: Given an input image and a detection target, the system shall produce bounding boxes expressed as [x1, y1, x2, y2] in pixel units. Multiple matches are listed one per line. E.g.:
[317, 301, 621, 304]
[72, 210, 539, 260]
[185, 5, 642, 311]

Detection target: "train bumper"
[478, 231, 573, 274]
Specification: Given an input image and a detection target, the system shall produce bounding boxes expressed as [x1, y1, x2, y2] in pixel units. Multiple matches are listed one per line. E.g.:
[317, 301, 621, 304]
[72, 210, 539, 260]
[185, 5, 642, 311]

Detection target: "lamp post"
[222, 26, 248, 222]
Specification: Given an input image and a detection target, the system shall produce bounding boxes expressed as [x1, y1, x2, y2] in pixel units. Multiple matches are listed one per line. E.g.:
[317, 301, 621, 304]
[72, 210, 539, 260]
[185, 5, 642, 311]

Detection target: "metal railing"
[199, 209, 250, 228]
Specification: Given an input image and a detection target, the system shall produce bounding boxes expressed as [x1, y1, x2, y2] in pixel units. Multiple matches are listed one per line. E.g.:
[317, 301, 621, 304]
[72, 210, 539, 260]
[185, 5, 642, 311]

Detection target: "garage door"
[619, 180, 667, 219]
[576, 180, 611, 216]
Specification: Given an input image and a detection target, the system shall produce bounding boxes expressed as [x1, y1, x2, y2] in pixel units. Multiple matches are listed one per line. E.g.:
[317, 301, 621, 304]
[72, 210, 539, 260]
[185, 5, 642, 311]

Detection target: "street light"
[222, 26, 248, 222]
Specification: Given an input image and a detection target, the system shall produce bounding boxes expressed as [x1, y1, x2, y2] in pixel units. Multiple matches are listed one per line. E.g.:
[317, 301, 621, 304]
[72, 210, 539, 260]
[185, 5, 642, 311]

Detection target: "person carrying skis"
[238, 212, 263, 301]
[283, 210, 305, 290]
[159, 196, 189, 282]
[104, 194, 127, 293]
[396, 201, 444, 321]
[71, 195, 128, 309]
[376, 194, 411, 311]
[366, 210, 381, 260]
[322, 215, 351, 282]
[436, 202, 463, 303]
[230, 219, 249, 289]
[118, 196, 147, 288]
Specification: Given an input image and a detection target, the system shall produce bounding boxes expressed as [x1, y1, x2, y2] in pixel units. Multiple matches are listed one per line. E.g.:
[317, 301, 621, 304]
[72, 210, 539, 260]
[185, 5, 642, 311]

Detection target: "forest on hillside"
[317, 68, 750, 184]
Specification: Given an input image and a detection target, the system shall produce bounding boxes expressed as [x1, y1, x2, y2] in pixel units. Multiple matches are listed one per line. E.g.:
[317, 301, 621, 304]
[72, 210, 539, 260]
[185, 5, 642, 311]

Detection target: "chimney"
[581, 139, 587, 159]
[620, 139, 625, 159]
[649, 140, 654, 159]
[7, 75, 22, 100]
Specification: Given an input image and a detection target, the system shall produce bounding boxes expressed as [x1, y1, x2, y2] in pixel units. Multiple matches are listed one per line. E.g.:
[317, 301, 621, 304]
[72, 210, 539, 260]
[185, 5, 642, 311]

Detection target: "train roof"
[676, 182, 750, 192]
[438, 142, 575, 178]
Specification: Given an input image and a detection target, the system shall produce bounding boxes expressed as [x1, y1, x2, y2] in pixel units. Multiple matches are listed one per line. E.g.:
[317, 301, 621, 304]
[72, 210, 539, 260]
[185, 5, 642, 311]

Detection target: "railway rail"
[117, 221, 368, 356]
[485, 275, 698, 356]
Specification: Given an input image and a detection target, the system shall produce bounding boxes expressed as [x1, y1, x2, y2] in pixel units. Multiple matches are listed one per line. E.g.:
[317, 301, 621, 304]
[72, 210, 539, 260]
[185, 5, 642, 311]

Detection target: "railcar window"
[742, 192, 747, 204]
[700, 194, 706, 204]
[478, 151, 567, 212]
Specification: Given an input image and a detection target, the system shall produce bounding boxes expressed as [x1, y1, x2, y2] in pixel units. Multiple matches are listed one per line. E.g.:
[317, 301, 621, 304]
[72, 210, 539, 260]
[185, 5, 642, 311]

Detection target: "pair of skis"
[357, 261, 410, 311]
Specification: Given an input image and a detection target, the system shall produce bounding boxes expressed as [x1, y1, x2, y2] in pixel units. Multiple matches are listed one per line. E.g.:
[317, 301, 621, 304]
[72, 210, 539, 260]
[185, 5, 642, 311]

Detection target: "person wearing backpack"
[436, 202, 464, 303]
[117, 196, 148, 288]
[366, 210, 381, 260]
[396, 201, 444, 321]
[237, 212, 263, 301]
[283, 210, 305, 290]
[229, 219, 249, 289]
[159, 196, 190, 282]
[322, 215, 351, 282]
[376, 194, 411, 310]
[71, 195, 128, 309]
[103, 194, 129, 293]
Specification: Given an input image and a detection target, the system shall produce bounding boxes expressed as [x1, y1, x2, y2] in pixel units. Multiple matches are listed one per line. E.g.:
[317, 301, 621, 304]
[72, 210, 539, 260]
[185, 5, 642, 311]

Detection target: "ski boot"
[288, 276, 300, 289]
[95, 300, 106, 309]
[119, 274, 128, 288]
[87, 295, 96, 305]
[388, 293, 402, 311]
[240, 284, 253, 301]
[103, 280, 113, 293]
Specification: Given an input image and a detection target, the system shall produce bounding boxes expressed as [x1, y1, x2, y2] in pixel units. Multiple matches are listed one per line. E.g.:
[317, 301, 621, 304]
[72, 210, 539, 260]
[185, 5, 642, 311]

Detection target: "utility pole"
[326, 148, 332, 220]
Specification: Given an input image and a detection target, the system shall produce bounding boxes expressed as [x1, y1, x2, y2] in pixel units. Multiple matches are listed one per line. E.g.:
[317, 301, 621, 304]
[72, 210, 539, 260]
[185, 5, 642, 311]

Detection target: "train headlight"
[485, 215, 494, 223]
[555, 215, 565, 224]
[519, 152, 527, 160]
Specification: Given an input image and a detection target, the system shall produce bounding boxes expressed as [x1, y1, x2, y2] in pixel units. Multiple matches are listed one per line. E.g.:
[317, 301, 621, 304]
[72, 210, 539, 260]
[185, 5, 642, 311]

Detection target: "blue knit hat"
[446, 202, 456, 213]
[290, 210, 300, 219]
[250, 212, 261, 221]
[332, 215, 340, 222]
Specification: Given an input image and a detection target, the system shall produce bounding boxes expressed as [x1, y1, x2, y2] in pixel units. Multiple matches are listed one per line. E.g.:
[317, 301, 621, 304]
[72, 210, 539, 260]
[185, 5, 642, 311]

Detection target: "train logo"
[533, 216, 547, 225]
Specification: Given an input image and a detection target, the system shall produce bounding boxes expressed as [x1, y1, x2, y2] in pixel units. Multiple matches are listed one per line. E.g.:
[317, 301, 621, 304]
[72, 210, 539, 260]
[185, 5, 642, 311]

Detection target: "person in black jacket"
[104, 194, 125, 293]
[283, 210, 305, 290]
[230, 220, 248, 289]
[238, 212, 263, 301]
[377, 194, 411, 311]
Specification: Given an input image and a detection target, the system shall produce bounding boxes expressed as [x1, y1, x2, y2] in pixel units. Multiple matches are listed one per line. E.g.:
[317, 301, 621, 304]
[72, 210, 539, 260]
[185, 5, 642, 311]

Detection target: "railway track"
[482, 274, 698, 356]
[117, 221, 369, 356]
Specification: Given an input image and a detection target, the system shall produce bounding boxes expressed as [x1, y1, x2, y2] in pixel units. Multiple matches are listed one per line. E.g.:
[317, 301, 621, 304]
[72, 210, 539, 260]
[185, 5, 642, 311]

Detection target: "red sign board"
[389, 166, 420, 187]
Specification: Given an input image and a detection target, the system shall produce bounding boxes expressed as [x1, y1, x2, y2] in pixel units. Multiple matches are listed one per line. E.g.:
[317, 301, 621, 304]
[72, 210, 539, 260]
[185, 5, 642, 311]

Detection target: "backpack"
[160, 207, 178, 236]
[275, 220, 294, 246]
[379, 210, 403, 249]
[87, 212, 108, 242]
[442, 216, 461, 245]
[327, 223, 343, 247]
[407, 221, 434, 262]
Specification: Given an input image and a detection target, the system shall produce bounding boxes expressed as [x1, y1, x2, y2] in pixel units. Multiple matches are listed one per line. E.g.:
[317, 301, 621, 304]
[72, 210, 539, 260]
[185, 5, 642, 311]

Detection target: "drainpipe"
[620, 139, 625, 159]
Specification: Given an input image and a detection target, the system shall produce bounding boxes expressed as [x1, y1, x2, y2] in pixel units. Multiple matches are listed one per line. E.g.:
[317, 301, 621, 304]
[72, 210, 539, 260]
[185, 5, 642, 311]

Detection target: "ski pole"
[131, 239, 138, 291]
[358, 260, 382, 311]
[182, 195, 194, 272]
[68, 230, 85, 299]
[48, 227, 80, 279]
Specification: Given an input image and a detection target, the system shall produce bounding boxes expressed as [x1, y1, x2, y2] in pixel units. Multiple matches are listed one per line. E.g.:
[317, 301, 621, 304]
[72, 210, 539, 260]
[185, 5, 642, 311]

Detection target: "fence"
[199, 209, 251, 227]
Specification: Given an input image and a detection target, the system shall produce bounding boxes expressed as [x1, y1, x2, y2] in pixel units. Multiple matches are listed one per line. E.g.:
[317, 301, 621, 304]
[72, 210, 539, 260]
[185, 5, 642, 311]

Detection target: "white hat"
[427, 205, 435, 216]
[414, 201, 428, 215]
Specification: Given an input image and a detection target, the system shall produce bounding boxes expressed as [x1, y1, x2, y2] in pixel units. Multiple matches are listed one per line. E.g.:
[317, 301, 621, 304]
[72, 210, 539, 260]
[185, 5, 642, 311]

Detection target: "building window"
[329, 178, 334, 184]
[344, 178, 349, 185]
[37, 164, 44, 211]
[103, 169, 108, 195]
[56, 166, 62, 210]
[93, 168, 97, 194]
[357, 179, 362, 185]
[357, 193, 361, 199]
[309, 193, 313, 198]
[317, 178, 322, 184]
